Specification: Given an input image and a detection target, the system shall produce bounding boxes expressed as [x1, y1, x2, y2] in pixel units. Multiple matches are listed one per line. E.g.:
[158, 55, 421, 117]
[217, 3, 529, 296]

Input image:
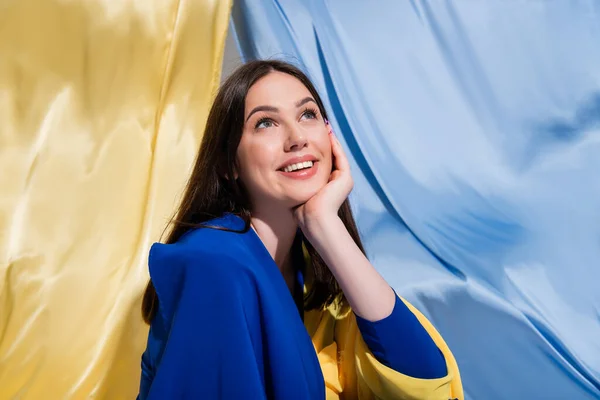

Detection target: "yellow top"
[305, 298, 463, 400]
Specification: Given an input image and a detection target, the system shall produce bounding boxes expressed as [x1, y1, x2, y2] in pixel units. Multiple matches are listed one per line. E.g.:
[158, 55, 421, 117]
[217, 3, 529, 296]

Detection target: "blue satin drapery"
[230, 1, 600, 398]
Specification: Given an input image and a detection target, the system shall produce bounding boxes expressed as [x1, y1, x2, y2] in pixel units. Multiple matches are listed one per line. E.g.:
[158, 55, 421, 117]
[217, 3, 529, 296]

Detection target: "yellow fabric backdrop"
[0, 0, 231, 398]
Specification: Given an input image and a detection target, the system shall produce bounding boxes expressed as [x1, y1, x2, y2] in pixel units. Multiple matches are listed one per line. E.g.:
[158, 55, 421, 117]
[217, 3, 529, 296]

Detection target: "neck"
[250, 207, 298, 276]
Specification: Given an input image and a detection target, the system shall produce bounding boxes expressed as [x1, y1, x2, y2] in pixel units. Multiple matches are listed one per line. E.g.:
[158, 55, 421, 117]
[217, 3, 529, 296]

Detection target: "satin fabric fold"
[231, 1, 600, 398]
[0, 0, 231, 398]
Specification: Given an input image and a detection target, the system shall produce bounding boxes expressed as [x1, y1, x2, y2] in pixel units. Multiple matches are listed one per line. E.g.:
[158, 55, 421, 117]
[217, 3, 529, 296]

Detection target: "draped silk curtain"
[0, 0, 231, 398]
[231, 1, 600, 398]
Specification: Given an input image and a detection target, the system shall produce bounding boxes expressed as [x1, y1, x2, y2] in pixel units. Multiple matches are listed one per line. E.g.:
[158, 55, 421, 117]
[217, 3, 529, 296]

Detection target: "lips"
[278, 160, 319, 180]
[277, 154, 318, 171]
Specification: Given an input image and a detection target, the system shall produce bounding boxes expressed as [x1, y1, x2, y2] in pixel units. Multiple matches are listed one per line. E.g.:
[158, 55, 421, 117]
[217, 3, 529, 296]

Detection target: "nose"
[284, 126, 308, 152]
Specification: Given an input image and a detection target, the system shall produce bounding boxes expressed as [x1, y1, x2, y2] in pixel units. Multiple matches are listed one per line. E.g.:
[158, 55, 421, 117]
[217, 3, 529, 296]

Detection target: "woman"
[137, 60, 463, 400]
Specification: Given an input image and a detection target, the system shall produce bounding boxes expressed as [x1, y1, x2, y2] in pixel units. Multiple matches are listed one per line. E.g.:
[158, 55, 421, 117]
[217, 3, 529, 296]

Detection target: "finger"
[328, 169, 341, 183]
[329, 132, 350, 173]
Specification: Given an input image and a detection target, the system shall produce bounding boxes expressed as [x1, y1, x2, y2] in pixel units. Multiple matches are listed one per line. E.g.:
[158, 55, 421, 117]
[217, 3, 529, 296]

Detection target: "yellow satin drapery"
[0, 0, 232, 398]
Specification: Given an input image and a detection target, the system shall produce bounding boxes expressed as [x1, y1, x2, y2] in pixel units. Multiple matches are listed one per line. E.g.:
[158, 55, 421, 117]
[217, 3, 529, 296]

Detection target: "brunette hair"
[142, 60, 366, 324]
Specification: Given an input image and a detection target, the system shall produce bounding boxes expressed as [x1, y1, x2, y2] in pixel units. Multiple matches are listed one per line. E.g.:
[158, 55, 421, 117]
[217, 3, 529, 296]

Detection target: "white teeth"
[283, 160, 314, 173]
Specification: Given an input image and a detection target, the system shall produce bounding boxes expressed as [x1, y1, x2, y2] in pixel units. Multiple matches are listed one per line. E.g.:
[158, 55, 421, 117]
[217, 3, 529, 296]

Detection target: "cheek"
[306, 125, 332, 159]
[236, 139, 277, 186]
[318, 135, 333, 170]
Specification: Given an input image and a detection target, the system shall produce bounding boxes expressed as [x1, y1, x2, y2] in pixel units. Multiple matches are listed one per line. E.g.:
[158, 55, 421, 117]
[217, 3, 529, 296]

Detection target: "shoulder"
[149, 214, 259, 322]
[151, 213, 253, 275]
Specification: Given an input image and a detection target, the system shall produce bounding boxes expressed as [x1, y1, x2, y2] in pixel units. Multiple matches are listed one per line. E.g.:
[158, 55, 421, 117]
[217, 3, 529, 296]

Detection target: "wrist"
[302, 214, 344, 245]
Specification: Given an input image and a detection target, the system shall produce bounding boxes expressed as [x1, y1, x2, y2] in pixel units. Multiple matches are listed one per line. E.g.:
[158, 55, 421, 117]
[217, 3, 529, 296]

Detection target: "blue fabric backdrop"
[230, 1, 600, 398]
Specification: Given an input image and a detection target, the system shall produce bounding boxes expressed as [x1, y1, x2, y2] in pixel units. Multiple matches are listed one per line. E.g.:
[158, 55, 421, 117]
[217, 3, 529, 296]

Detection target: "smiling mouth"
[279, 160, 315, 173]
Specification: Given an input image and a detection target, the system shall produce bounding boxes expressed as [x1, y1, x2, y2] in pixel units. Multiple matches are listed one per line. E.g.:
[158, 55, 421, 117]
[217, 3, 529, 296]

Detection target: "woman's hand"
[293, 123, 353, 236]
[293, 124, 396, 322]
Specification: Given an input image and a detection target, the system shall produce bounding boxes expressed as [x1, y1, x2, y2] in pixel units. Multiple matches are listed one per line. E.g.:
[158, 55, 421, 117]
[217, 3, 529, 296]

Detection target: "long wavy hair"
[142, 60, 367, 324]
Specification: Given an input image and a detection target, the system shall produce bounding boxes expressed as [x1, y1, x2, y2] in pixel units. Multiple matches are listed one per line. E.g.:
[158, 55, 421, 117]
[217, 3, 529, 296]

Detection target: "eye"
[300, 107, 318, 121]
[255, 117, 275, 129]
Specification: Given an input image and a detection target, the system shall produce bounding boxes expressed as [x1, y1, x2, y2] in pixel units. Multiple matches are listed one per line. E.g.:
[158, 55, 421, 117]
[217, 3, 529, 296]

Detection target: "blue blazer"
[137, 214, 448, 399]
[138, 214, 325, 399]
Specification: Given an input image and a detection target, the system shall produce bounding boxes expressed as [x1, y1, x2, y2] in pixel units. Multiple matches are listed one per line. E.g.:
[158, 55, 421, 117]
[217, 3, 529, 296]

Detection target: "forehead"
[245, 71, 312, 110]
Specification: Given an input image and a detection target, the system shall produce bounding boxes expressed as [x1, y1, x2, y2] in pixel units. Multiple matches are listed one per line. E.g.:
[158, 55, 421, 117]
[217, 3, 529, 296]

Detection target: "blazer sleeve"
[354, 293, 447, 378]
[145, 244, 266, 400]
[336, 296, 464, 400]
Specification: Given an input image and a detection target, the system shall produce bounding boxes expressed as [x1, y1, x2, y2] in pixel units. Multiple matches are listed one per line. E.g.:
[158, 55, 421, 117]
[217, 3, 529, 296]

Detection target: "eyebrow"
[295, 97, 316, 108]
[245, 97, 317, 122]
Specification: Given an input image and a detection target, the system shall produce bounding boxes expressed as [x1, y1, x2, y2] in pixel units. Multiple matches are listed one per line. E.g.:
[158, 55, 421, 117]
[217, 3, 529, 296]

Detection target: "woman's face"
[236, 71, 332, 211]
